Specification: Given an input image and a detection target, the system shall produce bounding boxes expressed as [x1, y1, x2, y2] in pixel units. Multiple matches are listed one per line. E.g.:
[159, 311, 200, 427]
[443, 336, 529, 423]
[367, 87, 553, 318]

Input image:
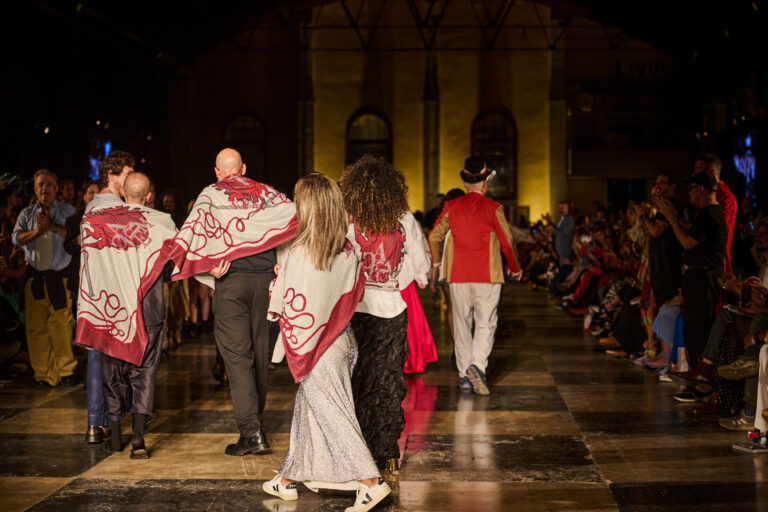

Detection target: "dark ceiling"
[6, 0, 766, 67]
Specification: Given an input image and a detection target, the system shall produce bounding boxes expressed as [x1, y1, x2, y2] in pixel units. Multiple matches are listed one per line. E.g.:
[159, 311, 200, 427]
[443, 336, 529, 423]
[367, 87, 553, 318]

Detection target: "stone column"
[549, 37, 567, 215]
[423, 49, 440, 212]
[297, 48, 314, 177]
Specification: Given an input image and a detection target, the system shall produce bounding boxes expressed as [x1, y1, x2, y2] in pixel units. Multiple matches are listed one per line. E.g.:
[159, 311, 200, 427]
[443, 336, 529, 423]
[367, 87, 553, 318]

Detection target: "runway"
[1, 285, 766, 511]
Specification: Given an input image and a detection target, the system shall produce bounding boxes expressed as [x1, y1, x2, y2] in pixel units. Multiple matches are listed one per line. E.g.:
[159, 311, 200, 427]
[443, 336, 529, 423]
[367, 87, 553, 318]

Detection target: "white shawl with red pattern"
[75, 204, 177, 365]
[166, 174, 297, 288]
[268, 240, 366, 382]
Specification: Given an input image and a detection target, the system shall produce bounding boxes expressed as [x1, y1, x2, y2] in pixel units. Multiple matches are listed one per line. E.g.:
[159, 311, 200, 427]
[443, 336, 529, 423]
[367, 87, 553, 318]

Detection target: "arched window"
[346, 109, 392, 164]
[224, 115, 266, 177]
[471, 109, 517, 199]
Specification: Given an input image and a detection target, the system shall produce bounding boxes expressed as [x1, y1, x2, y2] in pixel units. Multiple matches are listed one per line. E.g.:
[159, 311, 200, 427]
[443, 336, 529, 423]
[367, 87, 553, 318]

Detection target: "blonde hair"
[293, 173, 348, 271]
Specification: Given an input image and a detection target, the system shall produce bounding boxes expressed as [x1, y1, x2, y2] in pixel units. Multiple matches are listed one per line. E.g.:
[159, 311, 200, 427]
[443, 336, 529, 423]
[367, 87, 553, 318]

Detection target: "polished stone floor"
[1, 285, 767, 511]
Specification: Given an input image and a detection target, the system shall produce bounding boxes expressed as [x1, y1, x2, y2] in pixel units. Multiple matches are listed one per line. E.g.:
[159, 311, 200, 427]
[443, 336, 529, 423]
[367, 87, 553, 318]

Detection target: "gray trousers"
[212, 272, 272, 438]
[102, 324, 163, 421]
[102, 276, 165, 421]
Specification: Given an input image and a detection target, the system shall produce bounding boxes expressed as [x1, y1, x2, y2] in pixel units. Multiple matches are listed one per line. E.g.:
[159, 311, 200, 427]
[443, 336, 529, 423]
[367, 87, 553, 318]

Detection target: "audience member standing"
[638, 172, 684, 307]
[657, 172, 727, 366]
[694, 154, 737, 272]
[167, 148, 296, 456]
[547, 200, 575, 288]
[12, 170, 76, 387]
[340, 155, 410, 473]
[57, 178, 76, 206]
[429, 157, 521, 396]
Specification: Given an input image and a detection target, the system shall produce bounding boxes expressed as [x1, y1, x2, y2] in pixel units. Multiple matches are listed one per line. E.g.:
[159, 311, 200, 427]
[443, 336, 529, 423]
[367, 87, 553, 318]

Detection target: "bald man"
[77, 171, 177, 458]
[168, 148, 297, 456]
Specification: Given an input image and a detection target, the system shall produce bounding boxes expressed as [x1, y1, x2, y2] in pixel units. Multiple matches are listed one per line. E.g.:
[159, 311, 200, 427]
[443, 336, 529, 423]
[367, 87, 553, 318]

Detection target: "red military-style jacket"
[428, 191, 519, 284]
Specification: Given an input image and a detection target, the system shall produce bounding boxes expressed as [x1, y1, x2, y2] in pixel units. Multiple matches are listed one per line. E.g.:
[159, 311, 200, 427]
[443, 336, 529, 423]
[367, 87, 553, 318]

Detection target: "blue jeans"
[86, 350, 110, 427]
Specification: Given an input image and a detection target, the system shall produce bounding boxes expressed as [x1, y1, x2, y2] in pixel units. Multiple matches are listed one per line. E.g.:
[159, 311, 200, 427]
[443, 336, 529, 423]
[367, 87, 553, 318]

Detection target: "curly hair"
[98, 150, 135, 189]
[340, 155, 408, 234]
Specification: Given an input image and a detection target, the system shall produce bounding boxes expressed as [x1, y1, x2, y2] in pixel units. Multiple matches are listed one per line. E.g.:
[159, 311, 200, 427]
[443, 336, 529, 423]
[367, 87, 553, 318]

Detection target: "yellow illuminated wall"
[312, 2, 553, 216]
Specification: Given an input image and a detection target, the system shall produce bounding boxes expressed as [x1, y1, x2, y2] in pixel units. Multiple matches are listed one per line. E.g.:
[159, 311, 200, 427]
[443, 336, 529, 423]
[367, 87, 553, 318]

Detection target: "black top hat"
[683, 172, 718, 191]
[460, 157, 493, 183]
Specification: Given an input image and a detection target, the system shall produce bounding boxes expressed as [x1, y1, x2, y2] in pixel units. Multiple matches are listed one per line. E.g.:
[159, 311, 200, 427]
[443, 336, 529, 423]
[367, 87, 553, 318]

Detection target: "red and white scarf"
[268, 240, 366, 382]
[166, 175, 297, 287]
[75, 204, 177, 365]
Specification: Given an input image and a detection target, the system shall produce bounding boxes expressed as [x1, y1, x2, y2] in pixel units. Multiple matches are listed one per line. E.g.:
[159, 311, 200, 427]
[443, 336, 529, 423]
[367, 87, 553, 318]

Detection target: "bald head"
[123, 172, 151, 205]
[215, 148, 246, 181]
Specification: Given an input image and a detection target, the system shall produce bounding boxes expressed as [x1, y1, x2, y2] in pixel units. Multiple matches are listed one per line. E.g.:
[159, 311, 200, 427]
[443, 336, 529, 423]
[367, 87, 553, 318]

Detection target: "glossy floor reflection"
[1, 285, 767, 511]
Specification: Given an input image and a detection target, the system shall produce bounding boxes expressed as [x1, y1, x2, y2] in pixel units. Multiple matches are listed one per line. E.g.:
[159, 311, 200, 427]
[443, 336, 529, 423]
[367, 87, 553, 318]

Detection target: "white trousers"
[449, 282, 502, 377]
[755, 344, 768, 432]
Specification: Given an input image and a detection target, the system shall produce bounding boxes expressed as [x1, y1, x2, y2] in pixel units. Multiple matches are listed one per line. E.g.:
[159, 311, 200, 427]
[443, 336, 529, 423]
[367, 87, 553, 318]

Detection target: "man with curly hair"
[340, 155, 411, 474]
[429, 157, 521, 395]
[80, 151, 135, 445]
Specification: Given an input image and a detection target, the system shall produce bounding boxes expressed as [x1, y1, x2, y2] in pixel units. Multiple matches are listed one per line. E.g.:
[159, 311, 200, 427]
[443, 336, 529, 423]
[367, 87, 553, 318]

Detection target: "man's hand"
[209, 260, 231, 278]
[508, 269, 523, 282]
[654, 197, 676, 222]
[36, 211, 52, 232]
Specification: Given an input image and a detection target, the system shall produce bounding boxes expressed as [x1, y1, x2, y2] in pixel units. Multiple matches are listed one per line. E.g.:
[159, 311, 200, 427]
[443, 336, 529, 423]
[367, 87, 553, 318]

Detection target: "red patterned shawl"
[75, 204, 177, 365]
[166, 175, 297, 287]
[268, 240, 366, 382]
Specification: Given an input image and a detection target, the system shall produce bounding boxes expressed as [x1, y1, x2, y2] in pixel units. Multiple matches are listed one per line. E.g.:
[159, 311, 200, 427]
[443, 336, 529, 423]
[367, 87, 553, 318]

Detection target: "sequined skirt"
[280, 327, 379, 482]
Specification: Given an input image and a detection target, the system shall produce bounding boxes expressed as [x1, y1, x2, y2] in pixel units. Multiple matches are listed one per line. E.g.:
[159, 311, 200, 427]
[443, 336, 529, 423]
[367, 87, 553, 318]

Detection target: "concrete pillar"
[297, 49, 314, 177]
[549, 40, 567, 215]
[423, 50, 440, 212]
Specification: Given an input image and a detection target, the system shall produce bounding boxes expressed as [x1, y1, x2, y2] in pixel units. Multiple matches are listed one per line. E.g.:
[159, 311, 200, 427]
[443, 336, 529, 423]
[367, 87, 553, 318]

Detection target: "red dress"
[401, 282, 437, 373]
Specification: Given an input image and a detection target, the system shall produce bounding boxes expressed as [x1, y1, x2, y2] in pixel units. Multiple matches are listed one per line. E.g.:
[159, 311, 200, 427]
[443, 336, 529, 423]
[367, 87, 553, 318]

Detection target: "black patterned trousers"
[351, 310, 408, 466]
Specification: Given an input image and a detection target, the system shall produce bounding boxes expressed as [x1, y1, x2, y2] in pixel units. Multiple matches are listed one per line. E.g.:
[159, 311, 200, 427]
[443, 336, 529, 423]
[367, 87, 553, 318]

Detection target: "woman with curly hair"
[340, 155, 411, 474]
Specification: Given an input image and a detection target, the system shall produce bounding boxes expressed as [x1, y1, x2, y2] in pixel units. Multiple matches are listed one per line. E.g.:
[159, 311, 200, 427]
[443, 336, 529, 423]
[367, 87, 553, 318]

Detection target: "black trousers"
[682, 269, 722, 364]
[102, 275, 164, 421]
[212, 272, 272, 438]
[351, 310, 408, 465]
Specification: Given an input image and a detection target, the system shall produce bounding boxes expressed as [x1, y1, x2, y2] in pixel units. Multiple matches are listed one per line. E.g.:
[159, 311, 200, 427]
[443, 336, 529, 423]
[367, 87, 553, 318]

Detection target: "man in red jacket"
[429, 157, 521, 395]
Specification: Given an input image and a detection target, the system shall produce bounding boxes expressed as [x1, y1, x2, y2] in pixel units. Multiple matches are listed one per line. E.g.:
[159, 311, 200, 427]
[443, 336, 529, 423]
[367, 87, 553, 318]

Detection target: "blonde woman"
[263, 174, 391, 512]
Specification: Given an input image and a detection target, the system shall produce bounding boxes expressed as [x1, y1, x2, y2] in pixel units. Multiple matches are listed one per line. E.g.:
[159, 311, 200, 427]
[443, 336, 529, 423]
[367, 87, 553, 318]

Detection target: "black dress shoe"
[36, 380, 55, 388]
[103, 440, 124, 453]
[130, 438, 149, 459]
[225, 432, 270, 456]
[60, 375, 76, 386]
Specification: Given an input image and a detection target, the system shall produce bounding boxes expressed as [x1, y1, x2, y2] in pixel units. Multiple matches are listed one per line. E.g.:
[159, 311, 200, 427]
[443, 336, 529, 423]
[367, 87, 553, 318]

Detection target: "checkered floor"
[1, 286, 766, 511]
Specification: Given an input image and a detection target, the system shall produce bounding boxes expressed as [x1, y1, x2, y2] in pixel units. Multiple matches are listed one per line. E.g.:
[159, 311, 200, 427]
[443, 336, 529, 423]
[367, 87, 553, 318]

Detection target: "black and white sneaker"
[262, 473, 298, 501]
[345, 478, 391, 512]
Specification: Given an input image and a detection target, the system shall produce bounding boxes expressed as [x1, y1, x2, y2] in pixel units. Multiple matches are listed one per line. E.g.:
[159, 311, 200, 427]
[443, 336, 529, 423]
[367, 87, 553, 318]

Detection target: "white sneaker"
[262, 473, 298, 501]
[345, 478, 391, 512]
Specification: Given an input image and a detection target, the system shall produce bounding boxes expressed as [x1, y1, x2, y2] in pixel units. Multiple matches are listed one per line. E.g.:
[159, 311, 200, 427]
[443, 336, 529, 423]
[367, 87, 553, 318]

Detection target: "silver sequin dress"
[280, 326, 380, 483]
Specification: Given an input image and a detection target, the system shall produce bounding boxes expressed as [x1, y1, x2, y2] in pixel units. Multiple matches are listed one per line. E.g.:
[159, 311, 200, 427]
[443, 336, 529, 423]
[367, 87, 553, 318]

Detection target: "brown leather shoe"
[763, 409, 768, 423]
[85, 425, 108, 444]
[718, 357, 759, 381]
[599, 335, 621, 348]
